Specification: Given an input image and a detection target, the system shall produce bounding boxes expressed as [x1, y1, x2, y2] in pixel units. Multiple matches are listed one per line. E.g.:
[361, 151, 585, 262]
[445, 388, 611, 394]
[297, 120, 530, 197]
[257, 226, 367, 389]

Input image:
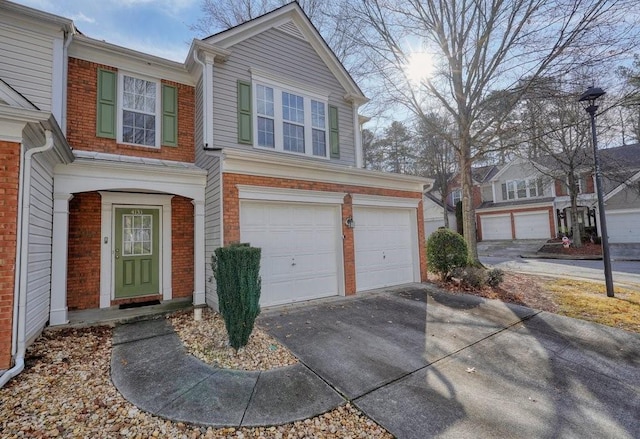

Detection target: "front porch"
[61, 298, 194, 328]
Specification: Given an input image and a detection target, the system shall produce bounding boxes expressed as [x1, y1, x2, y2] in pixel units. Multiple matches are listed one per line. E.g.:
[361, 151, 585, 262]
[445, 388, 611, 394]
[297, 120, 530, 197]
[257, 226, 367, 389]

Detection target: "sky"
[13, 0, 205, 62]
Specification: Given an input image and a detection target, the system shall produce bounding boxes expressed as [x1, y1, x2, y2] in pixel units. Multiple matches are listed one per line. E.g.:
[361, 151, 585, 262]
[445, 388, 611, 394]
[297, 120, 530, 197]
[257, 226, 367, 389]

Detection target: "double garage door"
[481, 211, 551, 240]
[240, 201, 417, 306]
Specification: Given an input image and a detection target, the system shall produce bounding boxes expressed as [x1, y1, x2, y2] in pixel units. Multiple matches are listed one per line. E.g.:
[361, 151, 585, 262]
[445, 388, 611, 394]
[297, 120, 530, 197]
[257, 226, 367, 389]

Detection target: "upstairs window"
[237, 77, 338, 159]
[451, 189, 462, 206]
[96, 69, 177, 148]
[121, 75, 158, 147]
[502, 178, 543, 200]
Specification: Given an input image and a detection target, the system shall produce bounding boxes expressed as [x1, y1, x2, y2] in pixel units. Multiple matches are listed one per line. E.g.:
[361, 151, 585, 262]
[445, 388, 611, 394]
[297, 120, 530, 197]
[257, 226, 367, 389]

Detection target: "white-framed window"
[117, 73, 161, 148]
[451, 189, 462, 206]
[252, 80, 329, 159]
[502, 178, 544, 200]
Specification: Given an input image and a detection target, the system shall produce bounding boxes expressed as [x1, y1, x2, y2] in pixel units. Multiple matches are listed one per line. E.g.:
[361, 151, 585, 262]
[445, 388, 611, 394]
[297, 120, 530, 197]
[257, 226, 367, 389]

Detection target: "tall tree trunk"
[440, 191, 450, 228]
[460, 147, 479, 264]
[568, 174, 583, 248]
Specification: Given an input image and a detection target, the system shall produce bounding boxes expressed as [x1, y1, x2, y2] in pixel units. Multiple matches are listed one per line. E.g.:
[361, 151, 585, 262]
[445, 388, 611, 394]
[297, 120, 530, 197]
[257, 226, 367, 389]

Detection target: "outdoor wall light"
[345, 216, 355, 229]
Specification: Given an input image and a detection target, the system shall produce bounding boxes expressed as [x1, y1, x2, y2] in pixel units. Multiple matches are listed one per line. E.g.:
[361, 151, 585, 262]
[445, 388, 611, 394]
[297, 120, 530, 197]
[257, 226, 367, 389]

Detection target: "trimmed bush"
[211, 243, 262, 350]
[426, 228, 468, 280]
[487, 268, 505, 288]
[461, 267, 487, 289]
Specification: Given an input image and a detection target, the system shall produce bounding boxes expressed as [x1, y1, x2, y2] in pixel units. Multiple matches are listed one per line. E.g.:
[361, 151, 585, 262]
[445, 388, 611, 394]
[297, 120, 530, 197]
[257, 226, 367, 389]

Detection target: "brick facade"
[0, 140, 20, 369]
[222, 172, 428, 295]
[67, 192, 102, 310]
[171, 196, 194, 298]
[66, 192, 193, 310]
[66, 57, 195, 163]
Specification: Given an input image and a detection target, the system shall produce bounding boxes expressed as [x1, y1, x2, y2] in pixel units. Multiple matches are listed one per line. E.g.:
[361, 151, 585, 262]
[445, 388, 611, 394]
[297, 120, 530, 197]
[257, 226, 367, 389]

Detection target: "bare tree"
[518, 79, 593, 247]
[349, 0, 639, 264]
[617, 55, 640, 143]
[362, 128, 386, 171]
[415, 113, 457, 227]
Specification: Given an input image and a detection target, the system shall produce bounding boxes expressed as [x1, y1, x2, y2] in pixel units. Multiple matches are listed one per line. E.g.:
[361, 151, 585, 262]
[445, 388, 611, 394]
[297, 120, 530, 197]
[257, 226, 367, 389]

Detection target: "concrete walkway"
[111, 286, 640, 437]
[110, 318, 343, 427]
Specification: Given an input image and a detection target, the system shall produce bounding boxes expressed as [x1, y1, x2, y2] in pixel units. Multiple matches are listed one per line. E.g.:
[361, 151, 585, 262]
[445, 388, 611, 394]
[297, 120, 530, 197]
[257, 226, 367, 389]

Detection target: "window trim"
[503, 178, 544, 200]
[117, 71, 161, 148]
[451, 188, 462, 206]
[250, 75, 330, 159]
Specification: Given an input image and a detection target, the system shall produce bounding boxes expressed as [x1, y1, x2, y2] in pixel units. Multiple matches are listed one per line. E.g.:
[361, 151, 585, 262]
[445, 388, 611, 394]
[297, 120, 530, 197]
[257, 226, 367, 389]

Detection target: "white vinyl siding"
[0, 23, 56, 112]
[25, 153, 55, 344]
[209, 27, 356, 166]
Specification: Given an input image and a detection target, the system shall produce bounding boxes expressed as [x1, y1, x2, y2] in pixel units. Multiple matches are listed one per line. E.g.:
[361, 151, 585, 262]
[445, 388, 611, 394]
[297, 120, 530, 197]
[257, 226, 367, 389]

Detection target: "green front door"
[114, 208, 160, 298]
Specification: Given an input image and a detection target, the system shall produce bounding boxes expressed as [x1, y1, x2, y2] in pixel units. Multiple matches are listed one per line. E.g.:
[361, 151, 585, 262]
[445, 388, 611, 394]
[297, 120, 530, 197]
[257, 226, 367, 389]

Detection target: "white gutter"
[192, 49, 214, 149]
[1, 130, 54, 388]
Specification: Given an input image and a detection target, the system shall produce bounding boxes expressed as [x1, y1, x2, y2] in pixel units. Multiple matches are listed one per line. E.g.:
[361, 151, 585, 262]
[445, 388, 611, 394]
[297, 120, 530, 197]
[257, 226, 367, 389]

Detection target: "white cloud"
[69, 12, 95, 24]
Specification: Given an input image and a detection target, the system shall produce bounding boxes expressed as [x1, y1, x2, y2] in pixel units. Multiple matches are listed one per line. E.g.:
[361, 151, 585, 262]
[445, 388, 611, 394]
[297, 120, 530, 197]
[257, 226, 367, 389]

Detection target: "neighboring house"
[1, 1, 431, 380]
[472, 143, 640, 243]
[423, 165, 499, 237]
[423, 192, 456, 237]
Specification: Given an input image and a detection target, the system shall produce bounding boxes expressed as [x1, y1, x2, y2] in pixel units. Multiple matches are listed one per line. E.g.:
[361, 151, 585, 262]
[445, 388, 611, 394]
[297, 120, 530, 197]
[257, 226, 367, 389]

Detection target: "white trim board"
[237, 185, 346, 204]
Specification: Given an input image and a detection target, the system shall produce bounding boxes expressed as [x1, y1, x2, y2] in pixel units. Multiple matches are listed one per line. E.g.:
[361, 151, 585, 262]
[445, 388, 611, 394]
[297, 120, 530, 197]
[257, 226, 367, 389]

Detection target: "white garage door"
[606, 210, 640, 243]
[354, 207, 416, 291]
[514, 211, 551, 239]
[240, 201, 341, 306]
[481, 214, 512, 240]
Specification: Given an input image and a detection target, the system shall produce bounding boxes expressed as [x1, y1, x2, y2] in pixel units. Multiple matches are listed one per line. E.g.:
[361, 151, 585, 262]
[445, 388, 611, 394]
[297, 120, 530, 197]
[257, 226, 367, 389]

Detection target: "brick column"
[342, 194, 355, 295]
[0, 141, 20, 369]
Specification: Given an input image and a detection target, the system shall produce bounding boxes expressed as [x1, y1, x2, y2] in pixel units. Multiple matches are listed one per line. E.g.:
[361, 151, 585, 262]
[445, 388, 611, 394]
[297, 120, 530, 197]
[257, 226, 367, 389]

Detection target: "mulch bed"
[538, 240, 602, 256]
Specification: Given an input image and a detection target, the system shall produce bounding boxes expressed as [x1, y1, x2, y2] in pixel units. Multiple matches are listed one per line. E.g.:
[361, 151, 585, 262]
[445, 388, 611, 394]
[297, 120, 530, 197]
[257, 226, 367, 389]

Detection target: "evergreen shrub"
[211, 243, 261, 350]
[426, 228, 468, 280]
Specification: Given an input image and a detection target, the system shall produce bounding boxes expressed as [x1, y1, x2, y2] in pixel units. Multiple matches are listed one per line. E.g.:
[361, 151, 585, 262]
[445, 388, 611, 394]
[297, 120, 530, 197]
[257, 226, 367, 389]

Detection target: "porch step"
[50, 298, 193, 330]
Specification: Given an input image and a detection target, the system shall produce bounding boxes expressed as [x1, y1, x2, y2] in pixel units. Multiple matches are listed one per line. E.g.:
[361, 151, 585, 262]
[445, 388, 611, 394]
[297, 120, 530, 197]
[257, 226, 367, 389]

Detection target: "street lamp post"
[578, 86, 614, 297]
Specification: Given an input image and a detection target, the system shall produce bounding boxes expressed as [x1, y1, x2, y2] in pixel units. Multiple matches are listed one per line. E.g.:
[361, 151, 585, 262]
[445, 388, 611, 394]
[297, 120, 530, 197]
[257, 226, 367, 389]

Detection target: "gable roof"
[0, 79, 39, 110]
[424, 192, 455, 212]
[202, 2, 367, 104]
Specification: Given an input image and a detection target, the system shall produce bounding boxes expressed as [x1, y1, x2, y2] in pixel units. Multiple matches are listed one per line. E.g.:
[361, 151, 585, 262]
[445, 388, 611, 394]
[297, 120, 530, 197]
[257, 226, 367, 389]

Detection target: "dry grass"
[544, 279, 640, 333]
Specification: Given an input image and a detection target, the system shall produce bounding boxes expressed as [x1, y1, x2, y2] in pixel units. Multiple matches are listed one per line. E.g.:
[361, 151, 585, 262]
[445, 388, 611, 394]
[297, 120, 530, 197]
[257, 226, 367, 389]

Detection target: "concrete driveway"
[259, 285, 640, 439]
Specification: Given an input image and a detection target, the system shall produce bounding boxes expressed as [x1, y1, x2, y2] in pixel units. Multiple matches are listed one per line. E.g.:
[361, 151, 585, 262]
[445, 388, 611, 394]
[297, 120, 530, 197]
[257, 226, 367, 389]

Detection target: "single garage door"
[481, 214, 511, 240]
[513, 211, 551, 239]
[354, 207, 416, 291]
[240, 201, 341, 306]
[606, 210, 640, 243]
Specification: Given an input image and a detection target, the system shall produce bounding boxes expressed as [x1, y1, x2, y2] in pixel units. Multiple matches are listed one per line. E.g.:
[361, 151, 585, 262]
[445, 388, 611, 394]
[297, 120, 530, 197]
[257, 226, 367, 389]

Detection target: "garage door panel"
[513, 212, 550, 239]
[606, 211, 640, 243]
[240, 201, 341, 306]
[481, 214, 511, 240]
[354, 207, 417, 291]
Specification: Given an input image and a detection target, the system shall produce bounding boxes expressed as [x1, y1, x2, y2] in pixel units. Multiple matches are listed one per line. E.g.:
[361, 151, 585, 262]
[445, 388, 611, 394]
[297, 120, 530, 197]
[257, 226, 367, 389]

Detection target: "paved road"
[481, 256, 640, 288]
[261, 286, 640, 439]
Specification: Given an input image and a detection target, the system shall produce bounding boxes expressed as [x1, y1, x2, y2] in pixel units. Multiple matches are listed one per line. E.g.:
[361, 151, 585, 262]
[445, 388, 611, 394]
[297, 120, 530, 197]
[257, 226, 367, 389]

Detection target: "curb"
[520, 253, 603, 261]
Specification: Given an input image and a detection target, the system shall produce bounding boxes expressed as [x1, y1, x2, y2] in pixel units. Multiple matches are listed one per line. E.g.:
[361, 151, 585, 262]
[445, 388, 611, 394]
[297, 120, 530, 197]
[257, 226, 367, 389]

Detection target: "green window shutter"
[162, 84, 178, 147]
[329, 105, 339, 159]
[237, 80, 252, 144]
[96, 69, 116, 139]
[501, 183, 507, 200]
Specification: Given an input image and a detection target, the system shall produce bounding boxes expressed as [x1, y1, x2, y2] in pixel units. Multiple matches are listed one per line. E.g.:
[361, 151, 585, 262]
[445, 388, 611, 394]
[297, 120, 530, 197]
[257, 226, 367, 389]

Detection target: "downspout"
[192, 49, 209, 149]
[1, 130, 54, 388]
